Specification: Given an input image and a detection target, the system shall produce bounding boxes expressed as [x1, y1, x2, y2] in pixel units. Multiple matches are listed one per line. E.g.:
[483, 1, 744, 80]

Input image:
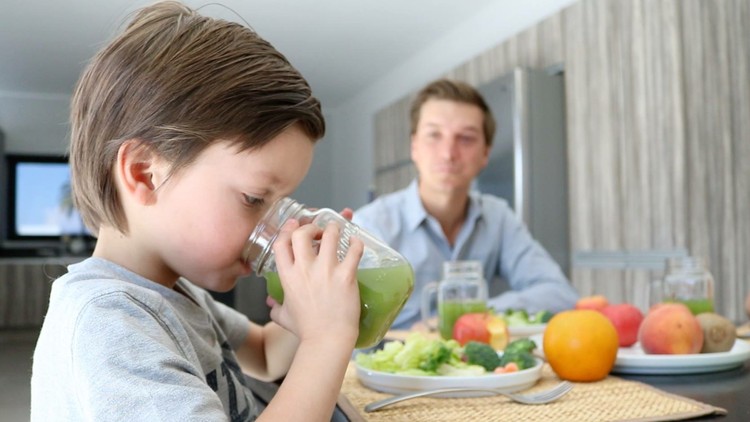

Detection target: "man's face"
[411, 99, 489, 194]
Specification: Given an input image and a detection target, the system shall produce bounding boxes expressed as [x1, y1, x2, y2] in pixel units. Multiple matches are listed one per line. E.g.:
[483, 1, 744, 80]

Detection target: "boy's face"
[411, 99, 489, 195]
[143, 125, 314, 292]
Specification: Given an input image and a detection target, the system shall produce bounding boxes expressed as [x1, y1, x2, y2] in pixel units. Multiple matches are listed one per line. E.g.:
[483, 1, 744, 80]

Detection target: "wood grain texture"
[372, 0, 750, 320]
[0, 261, 69, 327]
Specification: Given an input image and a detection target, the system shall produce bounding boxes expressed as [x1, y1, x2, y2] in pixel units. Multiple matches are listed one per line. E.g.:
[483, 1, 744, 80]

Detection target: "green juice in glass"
[666, 298, 714, 315]
[438, 300, 488, 340]
[264, 263, 414, 348]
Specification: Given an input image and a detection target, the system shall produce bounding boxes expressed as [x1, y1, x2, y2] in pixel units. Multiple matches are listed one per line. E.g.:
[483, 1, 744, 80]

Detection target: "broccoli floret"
[503, 309, 531, 326]
[499, 351, 537, 370]
[504, 338, 537, 355]
[532, 310, 554, 323]
[418, 342, 452, 373]
[464, 341, 501, 372]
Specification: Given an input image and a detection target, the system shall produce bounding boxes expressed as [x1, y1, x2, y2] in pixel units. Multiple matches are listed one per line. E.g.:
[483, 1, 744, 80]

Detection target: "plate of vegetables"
[501, 309, 552, 337]
[354, 334, 542, 397]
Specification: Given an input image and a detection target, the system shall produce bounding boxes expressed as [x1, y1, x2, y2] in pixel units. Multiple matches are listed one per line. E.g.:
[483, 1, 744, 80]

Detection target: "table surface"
[619, 359, 750, 421]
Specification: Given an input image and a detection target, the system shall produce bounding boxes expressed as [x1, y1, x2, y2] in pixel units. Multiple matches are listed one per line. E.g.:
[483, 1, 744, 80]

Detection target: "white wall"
[290, 110, 335, 208]
[324, 0, 576, 211]
[0, 0, 575, 210]
[0, 91, 70, 155]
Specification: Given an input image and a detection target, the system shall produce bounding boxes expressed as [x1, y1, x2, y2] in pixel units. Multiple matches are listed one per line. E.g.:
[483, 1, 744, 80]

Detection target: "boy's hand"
[268, 219, 364, 347]
[338, 208, 353, 220]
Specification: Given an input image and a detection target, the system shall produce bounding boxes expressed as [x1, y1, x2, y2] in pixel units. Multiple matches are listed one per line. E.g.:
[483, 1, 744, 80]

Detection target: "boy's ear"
[116, 139, 166, 205]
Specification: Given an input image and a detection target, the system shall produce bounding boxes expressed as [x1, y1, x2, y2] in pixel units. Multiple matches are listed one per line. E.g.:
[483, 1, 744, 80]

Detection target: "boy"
[30, 2, 363, 421]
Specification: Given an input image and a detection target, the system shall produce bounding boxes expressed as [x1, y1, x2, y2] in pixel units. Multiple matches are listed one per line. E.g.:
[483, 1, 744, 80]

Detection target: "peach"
[575, 295, 609, 311]
[600, 304, 644, 347]
[638, 303, 703, 354]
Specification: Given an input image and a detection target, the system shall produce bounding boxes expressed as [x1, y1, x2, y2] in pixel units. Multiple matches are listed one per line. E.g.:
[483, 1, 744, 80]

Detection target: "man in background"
[353, 78, 578, 329]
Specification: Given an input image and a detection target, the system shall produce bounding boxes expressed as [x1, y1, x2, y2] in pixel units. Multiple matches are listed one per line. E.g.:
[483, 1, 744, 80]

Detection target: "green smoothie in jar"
[264, 263, 414, 348]
[438, 300, 488, 340]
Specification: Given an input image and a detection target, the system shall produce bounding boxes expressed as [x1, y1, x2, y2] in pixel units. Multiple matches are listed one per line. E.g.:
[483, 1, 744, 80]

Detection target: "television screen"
[6, 154, 90, 240]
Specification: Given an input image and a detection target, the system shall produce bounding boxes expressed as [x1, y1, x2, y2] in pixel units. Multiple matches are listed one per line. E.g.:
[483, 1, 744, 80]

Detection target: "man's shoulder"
[472, 192, 510, 209]
[355, 188, 410, 219]
[474, 192, 513, 212]
[353, 188, 413, 239]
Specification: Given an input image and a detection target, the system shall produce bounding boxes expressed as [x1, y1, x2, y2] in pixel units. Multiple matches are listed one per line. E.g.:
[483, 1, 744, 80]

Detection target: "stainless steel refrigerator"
[475, 67, 570, 277]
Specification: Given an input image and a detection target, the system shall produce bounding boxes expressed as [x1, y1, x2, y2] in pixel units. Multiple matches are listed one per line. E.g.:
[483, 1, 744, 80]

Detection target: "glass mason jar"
[662, 256, 715, 315]
[421, 260, 488, 340]
[242, 197, 414, 348]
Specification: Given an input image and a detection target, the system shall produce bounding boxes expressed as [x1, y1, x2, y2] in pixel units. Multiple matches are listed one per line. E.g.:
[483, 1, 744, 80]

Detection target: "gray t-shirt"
[31, 257, 259, 421]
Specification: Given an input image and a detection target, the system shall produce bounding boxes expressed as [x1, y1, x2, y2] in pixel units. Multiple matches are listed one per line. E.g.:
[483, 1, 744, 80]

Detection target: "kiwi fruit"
[696, 312, 735, 353]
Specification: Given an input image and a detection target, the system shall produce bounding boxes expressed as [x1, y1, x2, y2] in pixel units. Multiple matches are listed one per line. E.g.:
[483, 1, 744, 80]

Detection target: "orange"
[543, 309, 619, 382]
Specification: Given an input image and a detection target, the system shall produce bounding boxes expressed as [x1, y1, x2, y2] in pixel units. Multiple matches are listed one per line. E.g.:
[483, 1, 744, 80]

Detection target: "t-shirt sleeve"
[70, 292, 228, 421]
[208, 298, 252, 350]
[179, 279, 251, 350]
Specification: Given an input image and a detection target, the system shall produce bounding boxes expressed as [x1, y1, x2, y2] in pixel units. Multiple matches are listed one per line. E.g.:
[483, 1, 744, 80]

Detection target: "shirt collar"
[403, 179, 483, 232]
[465, 189, 483, 228]
[404, 180, 429, 232]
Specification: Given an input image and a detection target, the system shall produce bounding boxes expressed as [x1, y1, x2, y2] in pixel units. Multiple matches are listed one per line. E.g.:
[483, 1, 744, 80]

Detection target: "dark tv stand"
[0, 236, 95, 259]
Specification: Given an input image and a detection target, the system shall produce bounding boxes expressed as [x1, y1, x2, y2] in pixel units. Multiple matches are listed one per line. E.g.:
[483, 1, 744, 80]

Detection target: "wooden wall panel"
[0, 260, 71, 328]
[727, 0, 750, 319]
[373, 0, 750, 321]
[681, 0, 741, 316]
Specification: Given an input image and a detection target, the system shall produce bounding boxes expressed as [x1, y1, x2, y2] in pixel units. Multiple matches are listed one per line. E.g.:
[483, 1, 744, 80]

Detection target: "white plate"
[355, 358, 544, 397]
[529, 334, 750, 375]
[612, 340, 750, 375]
[509, 324, 546, 337]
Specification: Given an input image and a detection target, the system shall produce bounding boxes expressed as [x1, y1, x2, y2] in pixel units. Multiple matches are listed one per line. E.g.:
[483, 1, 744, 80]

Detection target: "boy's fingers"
[339, 208, 354, 220]
[289, 223, 322, 262]
[272, 219, 298, 271]
[341, 236, 364, 269]
[317, 223, 341, 264]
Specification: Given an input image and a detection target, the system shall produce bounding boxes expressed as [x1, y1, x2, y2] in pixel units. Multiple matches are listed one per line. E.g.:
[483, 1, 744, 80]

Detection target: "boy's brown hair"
[70, 1, 324, 234]
[409, 78, 495, 145]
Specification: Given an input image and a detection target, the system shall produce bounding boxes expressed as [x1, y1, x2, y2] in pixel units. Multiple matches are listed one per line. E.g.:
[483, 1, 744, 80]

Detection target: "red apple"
[600, 303, 644, 347]
[452, 313, 509, 350]
[575, 295, 609, 311]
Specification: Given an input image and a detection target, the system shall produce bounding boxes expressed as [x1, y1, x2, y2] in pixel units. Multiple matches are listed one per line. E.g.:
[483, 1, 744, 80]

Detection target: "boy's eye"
[243, 194, 265, 207]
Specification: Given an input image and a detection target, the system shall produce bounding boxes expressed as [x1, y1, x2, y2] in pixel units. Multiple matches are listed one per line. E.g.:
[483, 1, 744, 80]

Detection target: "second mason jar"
[662, 256, 715, 315]
[242, 197, 414, 348]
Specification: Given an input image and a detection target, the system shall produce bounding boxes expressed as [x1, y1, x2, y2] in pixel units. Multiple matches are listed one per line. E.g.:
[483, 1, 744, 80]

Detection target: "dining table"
[335, 325, 750, 422]
[618, 360, 750, 421]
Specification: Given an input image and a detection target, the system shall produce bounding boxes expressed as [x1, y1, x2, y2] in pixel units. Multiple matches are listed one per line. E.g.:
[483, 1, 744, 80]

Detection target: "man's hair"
[70, 1, 324, 234]
[409, 78, 495, 145]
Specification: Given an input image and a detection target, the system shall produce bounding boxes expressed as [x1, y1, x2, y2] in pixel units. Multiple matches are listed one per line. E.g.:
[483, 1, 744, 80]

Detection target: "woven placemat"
[338, 363, 726, 422]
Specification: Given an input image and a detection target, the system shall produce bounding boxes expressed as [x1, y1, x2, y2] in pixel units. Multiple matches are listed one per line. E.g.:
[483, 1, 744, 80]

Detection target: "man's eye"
[459, 135, 481, 145]
[243, 195, 265, 207]
[425, 132, 441, 142]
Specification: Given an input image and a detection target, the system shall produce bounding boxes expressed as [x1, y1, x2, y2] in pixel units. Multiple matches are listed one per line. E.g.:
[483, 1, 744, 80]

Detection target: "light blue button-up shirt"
[353, 180, 579, 329]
